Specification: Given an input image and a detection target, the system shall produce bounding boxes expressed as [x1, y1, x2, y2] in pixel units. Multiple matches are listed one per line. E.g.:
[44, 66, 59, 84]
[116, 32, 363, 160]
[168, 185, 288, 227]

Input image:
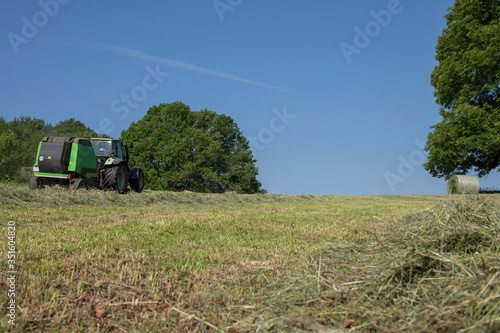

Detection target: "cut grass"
[0, 182, 330, 207]
[0, 183, 498, 331]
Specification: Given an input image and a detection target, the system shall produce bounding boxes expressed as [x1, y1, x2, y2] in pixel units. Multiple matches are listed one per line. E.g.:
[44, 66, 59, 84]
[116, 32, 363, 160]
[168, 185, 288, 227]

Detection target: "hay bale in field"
[447, 175, 480, 194]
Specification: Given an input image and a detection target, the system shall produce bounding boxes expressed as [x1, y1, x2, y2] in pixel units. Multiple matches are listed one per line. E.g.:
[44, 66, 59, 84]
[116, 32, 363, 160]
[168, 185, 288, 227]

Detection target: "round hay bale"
[447, 175, 480, 194]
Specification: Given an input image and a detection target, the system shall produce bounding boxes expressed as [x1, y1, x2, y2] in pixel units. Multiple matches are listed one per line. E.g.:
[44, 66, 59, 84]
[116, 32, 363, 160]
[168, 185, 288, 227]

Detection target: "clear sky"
[2, 0, 499, 195]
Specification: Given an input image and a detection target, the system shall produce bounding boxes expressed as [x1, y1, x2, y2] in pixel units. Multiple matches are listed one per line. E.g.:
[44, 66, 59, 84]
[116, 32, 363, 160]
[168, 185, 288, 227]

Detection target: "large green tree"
[121, 102, 265, 193]
[424, 0, 500, 179]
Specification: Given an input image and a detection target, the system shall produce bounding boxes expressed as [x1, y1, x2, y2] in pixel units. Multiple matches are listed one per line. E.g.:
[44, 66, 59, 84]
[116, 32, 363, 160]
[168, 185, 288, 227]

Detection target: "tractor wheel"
[130, 167, 145, 193]
[70, 178, 87, 191]
[29, 176, 44, 190]
[103, 164, 128, 194]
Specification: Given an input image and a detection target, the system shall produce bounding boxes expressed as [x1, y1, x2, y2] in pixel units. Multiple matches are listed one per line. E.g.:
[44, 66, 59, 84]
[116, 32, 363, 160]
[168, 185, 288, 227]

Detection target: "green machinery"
[30, 136, 144, 193]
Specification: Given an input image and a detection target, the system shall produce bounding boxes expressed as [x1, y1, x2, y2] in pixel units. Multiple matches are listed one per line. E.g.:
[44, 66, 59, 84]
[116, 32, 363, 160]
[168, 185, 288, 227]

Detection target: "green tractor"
[29, 136, 145, 193]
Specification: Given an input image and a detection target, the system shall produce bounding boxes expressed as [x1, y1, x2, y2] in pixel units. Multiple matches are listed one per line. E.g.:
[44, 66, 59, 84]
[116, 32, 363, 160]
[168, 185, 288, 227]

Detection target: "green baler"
[30, 136, 144, 193]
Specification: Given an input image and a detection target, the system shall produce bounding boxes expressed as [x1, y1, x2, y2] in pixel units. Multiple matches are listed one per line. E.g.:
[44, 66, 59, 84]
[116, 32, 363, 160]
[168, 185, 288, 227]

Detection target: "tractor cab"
[90, 138, 129, 165]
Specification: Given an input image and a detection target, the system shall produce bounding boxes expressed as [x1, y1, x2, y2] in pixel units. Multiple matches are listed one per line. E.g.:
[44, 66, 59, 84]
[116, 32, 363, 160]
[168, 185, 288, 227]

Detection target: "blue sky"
[2, 0, 499, 195]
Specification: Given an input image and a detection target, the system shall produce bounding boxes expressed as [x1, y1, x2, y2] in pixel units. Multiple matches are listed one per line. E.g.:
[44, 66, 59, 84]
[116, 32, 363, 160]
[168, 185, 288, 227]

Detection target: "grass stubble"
[0, 183, 498, 332]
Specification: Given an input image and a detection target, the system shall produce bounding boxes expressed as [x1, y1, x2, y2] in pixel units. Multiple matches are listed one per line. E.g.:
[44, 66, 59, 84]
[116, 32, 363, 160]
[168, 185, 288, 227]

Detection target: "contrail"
[76, 41, 290, 92]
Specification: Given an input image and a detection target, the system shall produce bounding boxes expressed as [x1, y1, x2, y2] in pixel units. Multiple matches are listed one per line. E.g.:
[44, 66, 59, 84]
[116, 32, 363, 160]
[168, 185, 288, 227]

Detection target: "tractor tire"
[70, 178, 87, 191]
[29, 176, 44, 190]
[129, 167, 145, 193]
[103, 164, 128, 194]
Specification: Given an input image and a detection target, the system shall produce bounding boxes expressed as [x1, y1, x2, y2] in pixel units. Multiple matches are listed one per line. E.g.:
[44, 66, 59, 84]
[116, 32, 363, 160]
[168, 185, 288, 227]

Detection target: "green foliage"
[425, 0, 500, 179]
[0, 116, 48, 181]
[50, 118, 100, 138]
[122, 101, 265, 193]
[0, 125, 20, 180]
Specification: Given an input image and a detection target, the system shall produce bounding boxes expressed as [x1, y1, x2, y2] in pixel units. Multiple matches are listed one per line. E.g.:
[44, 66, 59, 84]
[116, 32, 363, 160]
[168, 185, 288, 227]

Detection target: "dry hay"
[381, 196, 500, 331]
[447, 174, 480, 194]
[255, 196, 500, 331]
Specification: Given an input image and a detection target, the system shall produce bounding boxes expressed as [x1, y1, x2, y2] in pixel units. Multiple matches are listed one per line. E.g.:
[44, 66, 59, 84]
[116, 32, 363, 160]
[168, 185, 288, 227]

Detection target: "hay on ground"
[447, 175, 480, 194]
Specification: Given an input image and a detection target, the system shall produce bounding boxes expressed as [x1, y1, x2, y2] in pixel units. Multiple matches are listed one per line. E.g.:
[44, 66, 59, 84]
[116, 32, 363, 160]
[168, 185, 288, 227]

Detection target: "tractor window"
[114, 141, 125, 160]
[91, 140, 112, 157]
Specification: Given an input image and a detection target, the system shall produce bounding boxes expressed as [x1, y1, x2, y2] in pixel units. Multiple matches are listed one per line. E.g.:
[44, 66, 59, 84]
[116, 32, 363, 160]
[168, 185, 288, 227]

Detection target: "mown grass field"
[0, 183, 499, 332]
